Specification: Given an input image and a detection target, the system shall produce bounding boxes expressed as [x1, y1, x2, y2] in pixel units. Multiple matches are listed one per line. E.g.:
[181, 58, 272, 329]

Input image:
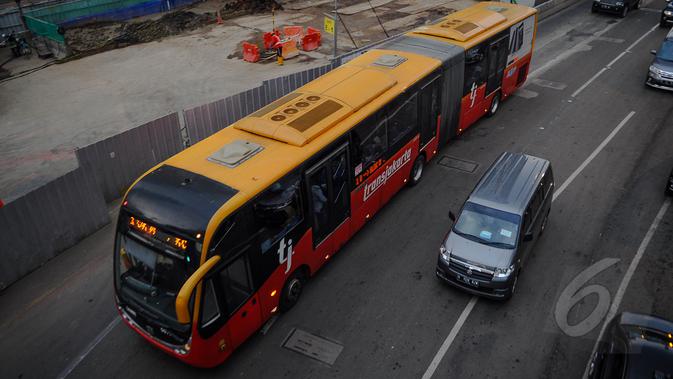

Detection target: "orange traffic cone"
[216, 10, 223, 25]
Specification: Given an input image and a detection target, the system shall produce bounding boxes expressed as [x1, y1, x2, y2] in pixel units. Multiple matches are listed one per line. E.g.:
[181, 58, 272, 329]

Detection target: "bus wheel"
[487, 92, 501, 117]
[279, 271, 305, 312]
[408, 155, 425, 186]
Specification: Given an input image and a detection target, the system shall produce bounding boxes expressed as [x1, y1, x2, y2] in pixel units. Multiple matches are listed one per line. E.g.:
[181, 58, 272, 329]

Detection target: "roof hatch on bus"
[414, 9, 506, 42]
[235, 68, 397, 147]
[207, 140, 264, 168]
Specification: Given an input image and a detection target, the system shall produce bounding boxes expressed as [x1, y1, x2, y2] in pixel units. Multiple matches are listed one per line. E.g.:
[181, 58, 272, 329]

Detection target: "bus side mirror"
[524, 232, 534, 242]
[175, 255, 221, 324]
[651, 50, 657, 55]
[449, 211, 456, 222]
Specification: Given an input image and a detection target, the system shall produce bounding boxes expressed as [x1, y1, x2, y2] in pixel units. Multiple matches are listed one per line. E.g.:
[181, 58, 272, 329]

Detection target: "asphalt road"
[1, 1, 673, 378]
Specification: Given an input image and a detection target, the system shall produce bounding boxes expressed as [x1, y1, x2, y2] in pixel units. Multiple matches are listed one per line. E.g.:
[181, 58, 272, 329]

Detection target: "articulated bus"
[113, 2, 537, 367]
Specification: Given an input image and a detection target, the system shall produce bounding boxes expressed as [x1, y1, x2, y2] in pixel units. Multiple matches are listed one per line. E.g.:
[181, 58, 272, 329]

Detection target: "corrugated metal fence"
[0, 61, 340, 290]
[0, 0, 69, 35]
[0, 165, 109, 290]
[75, 112, 183, 202]
[184, 62, 337, 144]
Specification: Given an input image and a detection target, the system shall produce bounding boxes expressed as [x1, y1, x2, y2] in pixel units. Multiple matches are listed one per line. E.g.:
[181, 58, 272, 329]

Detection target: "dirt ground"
[0, 0, 475, 203]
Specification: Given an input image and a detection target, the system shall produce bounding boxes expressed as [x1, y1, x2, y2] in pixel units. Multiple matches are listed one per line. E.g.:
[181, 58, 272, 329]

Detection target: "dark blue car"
[646, 29, 673, 91]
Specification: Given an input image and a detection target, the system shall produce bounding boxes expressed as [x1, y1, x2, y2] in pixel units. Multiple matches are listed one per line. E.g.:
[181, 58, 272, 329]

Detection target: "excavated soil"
[64, 0, 280, 55]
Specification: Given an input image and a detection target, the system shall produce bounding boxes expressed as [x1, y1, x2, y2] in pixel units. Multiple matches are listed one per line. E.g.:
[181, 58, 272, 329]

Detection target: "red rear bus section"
[114, 2, 537, 368]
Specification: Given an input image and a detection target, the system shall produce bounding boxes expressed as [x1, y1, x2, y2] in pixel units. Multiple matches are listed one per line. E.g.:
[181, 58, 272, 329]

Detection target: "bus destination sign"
[129, 216, 189, 251]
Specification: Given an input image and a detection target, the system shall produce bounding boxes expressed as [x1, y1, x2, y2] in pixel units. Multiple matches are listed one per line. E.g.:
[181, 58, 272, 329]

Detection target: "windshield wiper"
[479, 240, 513, 249]
[123, 274, 158, 297]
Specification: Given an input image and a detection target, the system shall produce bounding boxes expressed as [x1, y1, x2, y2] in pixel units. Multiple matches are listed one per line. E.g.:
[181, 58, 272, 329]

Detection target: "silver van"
[436, 152, 553, 300]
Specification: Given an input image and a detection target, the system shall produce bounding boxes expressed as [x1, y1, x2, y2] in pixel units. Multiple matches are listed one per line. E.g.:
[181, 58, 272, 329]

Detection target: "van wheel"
[408, 155, 425, 187]
[279, 271, 305, 312]
[504, 271, 519, 301]
[487, 92, 501, 117]
[540, 211, 550, 236]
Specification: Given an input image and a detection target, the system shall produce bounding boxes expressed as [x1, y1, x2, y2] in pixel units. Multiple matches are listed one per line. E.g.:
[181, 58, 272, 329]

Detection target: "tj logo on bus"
[277, 238, 294, 274]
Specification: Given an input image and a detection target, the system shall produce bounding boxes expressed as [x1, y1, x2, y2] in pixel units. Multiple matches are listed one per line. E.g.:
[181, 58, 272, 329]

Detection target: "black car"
[588, 312, 673, 379]
[662, 0, 673, 27]
[592, 0, 641, 18]
[666, 167, 673, 195]
[646, 30, 673, 91]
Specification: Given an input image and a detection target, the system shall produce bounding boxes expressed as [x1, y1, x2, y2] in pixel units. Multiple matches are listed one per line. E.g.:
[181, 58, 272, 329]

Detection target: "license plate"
[457, 274, 479, 287]
[601, 5, 609, 8]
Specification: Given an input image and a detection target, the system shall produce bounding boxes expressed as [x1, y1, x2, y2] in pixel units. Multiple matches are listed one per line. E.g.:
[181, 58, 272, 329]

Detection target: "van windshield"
[453, 202, 520, 249]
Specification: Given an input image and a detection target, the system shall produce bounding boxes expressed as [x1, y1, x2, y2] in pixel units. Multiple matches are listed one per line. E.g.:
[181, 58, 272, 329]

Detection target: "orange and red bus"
[113, 2, 537, 367]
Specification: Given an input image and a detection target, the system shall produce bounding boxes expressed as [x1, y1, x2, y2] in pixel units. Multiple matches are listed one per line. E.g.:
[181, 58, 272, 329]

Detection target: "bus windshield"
[116, 233, 190, 320]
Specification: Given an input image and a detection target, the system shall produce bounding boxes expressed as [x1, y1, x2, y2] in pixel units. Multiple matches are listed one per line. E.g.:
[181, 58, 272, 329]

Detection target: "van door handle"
[242, 311, 247, 318]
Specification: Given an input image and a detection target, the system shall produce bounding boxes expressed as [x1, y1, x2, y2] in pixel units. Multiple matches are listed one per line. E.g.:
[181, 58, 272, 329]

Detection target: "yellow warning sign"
[324, 15, 335, 35]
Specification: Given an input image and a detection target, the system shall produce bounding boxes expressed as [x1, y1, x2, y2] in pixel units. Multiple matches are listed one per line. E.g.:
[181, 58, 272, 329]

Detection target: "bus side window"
[253, 171, 303, 254]
[219, 253, 253, 315]
[387, 94, 418, 152]
[352, 111, 387, 174]
[463, 45, 487, 95]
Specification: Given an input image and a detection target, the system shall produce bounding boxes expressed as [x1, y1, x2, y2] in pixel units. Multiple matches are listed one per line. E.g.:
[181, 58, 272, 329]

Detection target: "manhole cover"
[282, 328, 344, 365]
[438, 156, 479, 173]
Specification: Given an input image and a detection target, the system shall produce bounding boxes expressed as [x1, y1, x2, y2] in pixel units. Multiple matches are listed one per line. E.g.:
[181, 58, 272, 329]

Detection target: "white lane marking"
[423, 111, 636, 378]
[639, 7, 664, 13]
[553, 111, 636, 202]
[594, 36, 625, 44]
[571, 68, 607, 98]
[573, 24, 658, 97]
[531, 78, 568, 90]
[57, 317, 121, 379]
[581, 198, 671, 379]
[421, 296, 478, 379]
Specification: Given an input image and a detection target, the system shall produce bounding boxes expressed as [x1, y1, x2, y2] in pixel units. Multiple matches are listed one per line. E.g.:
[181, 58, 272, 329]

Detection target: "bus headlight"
[440, 245, 450, 262]
[494, 264, 515, 278]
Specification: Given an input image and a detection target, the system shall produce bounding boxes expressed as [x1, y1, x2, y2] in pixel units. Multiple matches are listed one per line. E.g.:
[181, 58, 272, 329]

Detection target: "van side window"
[523, 209, 532, 233]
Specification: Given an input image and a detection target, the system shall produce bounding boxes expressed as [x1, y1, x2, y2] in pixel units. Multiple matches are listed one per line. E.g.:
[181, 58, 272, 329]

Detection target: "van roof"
[469, 152, 550, 215]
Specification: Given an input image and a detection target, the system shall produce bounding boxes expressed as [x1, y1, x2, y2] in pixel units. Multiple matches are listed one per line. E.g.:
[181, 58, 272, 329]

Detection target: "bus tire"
[279, 270, 305, 312]
[408, 155, 425, 186]
[487, 92, 501, 117]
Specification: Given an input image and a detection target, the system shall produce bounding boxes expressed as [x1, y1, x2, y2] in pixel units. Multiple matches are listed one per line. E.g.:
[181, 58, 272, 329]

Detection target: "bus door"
[198, 246, 262, 354]
[486, 35, 510, 96]
[307, 145, 351, 251]
[419, 74, 442, 149]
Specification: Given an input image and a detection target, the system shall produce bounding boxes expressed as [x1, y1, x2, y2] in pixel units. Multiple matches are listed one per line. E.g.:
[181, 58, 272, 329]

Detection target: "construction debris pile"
[63, 0, 281, 56]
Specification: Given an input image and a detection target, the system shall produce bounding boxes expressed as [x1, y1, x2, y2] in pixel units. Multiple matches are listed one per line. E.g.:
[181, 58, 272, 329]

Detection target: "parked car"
[666, 167, 673, 195]
[592, 0, 641, 18]
[591, 0, 642, 18]
[588, 312, 673, 379]
[436, 152, 553, 300]
[646, 29, 673, 91]
[662, 0, 673, 27]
